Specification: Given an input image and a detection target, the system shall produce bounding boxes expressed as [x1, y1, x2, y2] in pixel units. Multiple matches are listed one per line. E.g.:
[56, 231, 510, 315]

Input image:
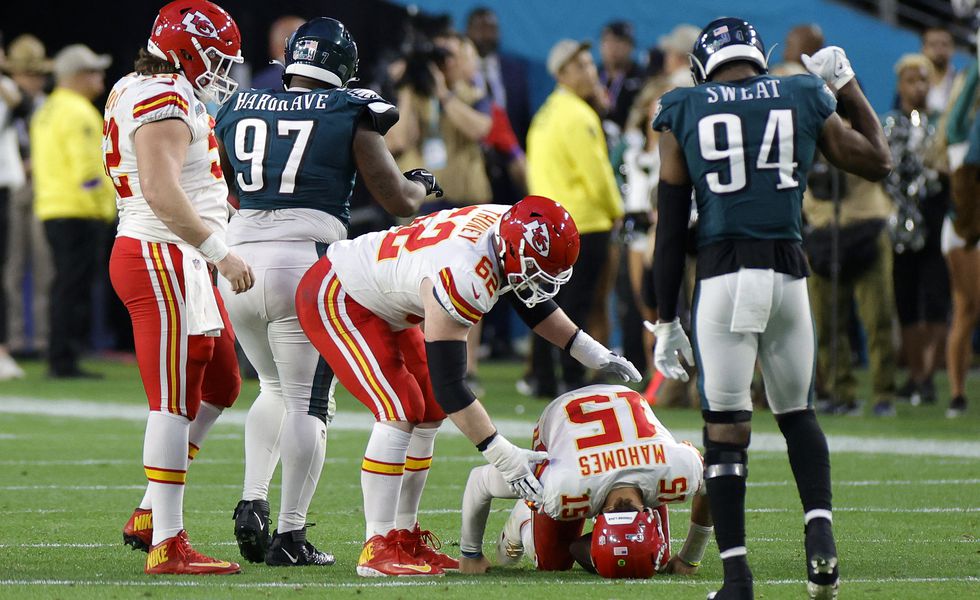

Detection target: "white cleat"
[496, 500, 531, 566]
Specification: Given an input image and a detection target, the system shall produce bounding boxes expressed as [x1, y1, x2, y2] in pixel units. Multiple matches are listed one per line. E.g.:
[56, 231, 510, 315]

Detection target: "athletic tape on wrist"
[197, 232, 229, 264]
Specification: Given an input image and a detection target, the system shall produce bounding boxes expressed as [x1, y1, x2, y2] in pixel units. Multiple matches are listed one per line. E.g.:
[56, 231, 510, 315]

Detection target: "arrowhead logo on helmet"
[522, 220, 551, 257]
[181, 11, 219, 39]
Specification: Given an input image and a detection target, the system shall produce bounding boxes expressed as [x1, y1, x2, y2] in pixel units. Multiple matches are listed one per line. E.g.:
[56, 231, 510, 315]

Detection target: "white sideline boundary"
[1, 395, 979, 458]
[1, 576, 977, 588]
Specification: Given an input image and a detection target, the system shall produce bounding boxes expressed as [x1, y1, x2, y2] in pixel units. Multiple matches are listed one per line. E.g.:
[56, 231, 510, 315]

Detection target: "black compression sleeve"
[507, 294, 559, 329]
[424, 340, 477, 413]
[652, 181, 694, 321]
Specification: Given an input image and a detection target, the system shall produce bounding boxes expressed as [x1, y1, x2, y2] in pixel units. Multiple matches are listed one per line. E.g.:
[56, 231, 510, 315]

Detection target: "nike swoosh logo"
[471, 283, 482, 299]
[252, 511, 265, 530]
[282, 548, 299, 564]
[189, 561, 233, 568]
[392, 563, 432, 573]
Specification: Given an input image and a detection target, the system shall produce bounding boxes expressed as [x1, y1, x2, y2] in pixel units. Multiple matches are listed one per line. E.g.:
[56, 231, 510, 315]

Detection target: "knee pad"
[703, 430, 749, 480]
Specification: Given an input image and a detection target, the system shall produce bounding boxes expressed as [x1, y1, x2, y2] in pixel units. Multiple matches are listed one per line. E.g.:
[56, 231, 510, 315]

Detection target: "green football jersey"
[653, 74, 836, 246]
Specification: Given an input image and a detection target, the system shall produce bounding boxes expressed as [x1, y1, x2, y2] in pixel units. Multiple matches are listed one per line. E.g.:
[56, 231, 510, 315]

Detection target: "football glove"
[404, 168, 444, 197]
[801, 46, 855, 91]
[481, 434, 548, 505]
[568, 329, 642, 382]
[645, 319, 694, 382]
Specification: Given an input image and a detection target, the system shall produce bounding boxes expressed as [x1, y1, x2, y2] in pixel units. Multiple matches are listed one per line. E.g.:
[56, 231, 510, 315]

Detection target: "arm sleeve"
[507, 294, 558, 329]
[652, 181, 694, 321]
[459, 464, 520, 556]
[564, 110, 623, 220]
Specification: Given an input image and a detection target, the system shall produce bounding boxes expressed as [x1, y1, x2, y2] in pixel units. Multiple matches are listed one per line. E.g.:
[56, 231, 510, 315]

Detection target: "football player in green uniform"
[647, 17, 891, 600]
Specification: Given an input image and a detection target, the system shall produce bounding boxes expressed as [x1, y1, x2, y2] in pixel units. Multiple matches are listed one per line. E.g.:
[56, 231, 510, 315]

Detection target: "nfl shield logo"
[293, 39, 318, 62]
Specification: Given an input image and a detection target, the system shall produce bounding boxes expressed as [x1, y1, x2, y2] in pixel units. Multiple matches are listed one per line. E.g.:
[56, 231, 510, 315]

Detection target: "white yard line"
[0, 577, 976, 588]
[2, 395, 979, 458]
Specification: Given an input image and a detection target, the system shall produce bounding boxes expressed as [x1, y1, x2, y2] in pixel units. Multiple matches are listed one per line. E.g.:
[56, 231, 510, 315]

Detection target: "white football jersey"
[103, 72, 230, 244]
[533, 384, 705, 521]
[327, 204, 509, 329]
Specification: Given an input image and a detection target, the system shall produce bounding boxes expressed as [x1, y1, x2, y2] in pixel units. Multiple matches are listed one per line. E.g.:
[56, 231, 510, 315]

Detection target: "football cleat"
[496, 500, 531, 566]
[706, 581, 754, 600]
[356, 530, 444, 577]
[265, 528, 336, 567]
[232, 499, 271, 564]
[400, 525, 459, 571]
[123, 507, 154, 552]
[145, 530, 241, 575]
[805, 518, 840, 600]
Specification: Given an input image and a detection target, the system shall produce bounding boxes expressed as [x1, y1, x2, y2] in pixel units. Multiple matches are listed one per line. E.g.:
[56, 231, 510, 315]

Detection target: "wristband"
[197, 232, 229, 264]
[563, 328, 581, 353]
[476, 431, 498, 452]
[677, 523, 713, 567]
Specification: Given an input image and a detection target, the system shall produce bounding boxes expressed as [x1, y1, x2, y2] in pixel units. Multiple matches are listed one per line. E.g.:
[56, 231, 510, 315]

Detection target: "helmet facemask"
[502, 238, 572, 308]
[192, 37, 241, 105]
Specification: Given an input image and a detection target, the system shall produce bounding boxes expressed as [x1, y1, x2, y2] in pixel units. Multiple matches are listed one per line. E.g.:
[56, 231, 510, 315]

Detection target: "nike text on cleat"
[145, 530, 241, 575]
[265, 527, 336, 567]
[355, 530, 445, 577]
[232, 499, 270, 564]
[123, 507, 153, 552]
[399, 524, 459, 571]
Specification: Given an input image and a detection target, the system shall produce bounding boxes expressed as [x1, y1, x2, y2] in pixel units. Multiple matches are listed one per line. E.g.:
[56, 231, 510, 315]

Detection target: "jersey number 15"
[698, 109, 798, 194]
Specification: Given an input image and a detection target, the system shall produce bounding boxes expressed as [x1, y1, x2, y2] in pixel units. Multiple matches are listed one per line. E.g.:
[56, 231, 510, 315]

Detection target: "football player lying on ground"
[457, 384, 713, 577]
[296, 196, 641, 576]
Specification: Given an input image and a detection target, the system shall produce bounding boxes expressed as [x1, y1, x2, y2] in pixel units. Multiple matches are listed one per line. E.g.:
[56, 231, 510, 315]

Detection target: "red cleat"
[123, 508, 153, 552]
[400, 524, 459, 571]
[145, 530, 241, 575]
[356, 530, 444, 577]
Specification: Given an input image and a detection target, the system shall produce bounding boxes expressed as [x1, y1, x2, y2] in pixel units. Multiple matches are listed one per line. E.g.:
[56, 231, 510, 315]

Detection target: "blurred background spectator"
[0, 32, 27, 380]
[883, 53, 950, 406]
[597, 20, 644, 135]
[922, 27, 957, 113]
[3, 34, 52, 364]
[250, 15, 306, 89]
[30, 44, 114, 378]
[523, 38, 623, 397]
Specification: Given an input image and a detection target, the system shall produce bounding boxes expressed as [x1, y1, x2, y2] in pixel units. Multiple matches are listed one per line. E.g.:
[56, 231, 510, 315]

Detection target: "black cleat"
[805, 519, 840, 600]
[706, 581, 754, 600]
[233, 499, 271, 563]
[265, 527, 336, 566]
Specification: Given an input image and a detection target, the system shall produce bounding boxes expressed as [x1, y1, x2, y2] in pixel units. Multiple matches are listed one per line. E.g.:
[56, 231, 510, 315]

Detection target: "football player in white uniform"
[214, 17, 440, 567]
[106, 0, 251, 575]
[296, 196, 642, 576]
[458, 384, 713, 578]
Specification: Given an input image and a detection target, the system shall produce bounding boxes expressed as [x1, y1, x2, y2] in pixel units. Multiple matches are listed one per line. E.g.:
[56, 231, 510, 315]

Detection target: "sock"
[187, 401, 223, 461]
[395, 425, 439, 530]
[143, 411, 190, 545]
[277, 412, 327, 533]
[242, 391, 286, 501]
[776, 410, 832, 513]
[361, 423, 411, 539]
[704, 434, 750, 582]
[520, 513, 534, 558]
[138, 488, 152, 511]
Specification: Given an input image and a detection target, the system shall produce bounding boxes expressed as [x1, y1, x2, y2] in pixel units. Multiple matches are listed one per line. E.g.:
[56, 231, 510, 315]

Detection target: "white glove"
[801, 46, 855, 91]
[568, 329, 642, 382]
[481, 434, 548, 504]
[644, 319, 694, 382]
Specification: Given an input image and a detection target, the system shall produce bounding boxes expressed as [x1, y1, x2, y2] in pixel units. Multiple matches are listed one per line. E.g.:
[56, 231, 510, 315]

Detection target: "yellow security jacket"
[30, 87, 116, 222]
[527, 86, 623, 234]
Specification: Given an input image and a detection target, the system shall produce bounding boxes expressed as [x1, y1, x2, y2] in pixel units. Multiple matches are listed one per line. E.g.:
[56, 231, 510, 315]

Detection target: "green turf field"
[0, 358, 977, 599]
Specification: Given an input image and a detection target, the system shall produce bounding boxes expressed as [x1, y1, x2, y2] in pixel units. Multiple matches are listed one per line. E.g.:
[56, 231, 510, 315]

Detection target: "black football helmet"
[690, 17, 770, 84]
[283, 17, 358, 88]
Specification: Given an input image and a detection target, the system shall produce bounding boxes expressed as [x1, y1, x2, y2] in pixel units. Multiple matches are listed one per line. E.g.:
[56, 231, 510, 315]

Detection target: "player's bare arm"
[421, 277, 548, 502]
[803, 47, 892, 181]
[352, 124, 426, 217]
[135, 119, 253, 292]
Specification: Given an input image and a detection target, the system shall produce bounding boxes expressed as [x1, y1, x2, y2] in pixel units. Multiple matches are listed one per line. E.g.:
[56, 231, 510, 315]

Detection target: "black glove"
[404, 168, 444, 198]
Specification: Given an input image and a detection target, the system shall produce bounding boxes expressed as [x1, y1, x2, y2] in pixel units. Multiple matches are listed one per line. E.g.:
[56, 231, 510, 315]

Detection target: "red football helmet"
[496, 195, 580, 307]
[591, 508, 668, 579]
[147, 0, 242, 104]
